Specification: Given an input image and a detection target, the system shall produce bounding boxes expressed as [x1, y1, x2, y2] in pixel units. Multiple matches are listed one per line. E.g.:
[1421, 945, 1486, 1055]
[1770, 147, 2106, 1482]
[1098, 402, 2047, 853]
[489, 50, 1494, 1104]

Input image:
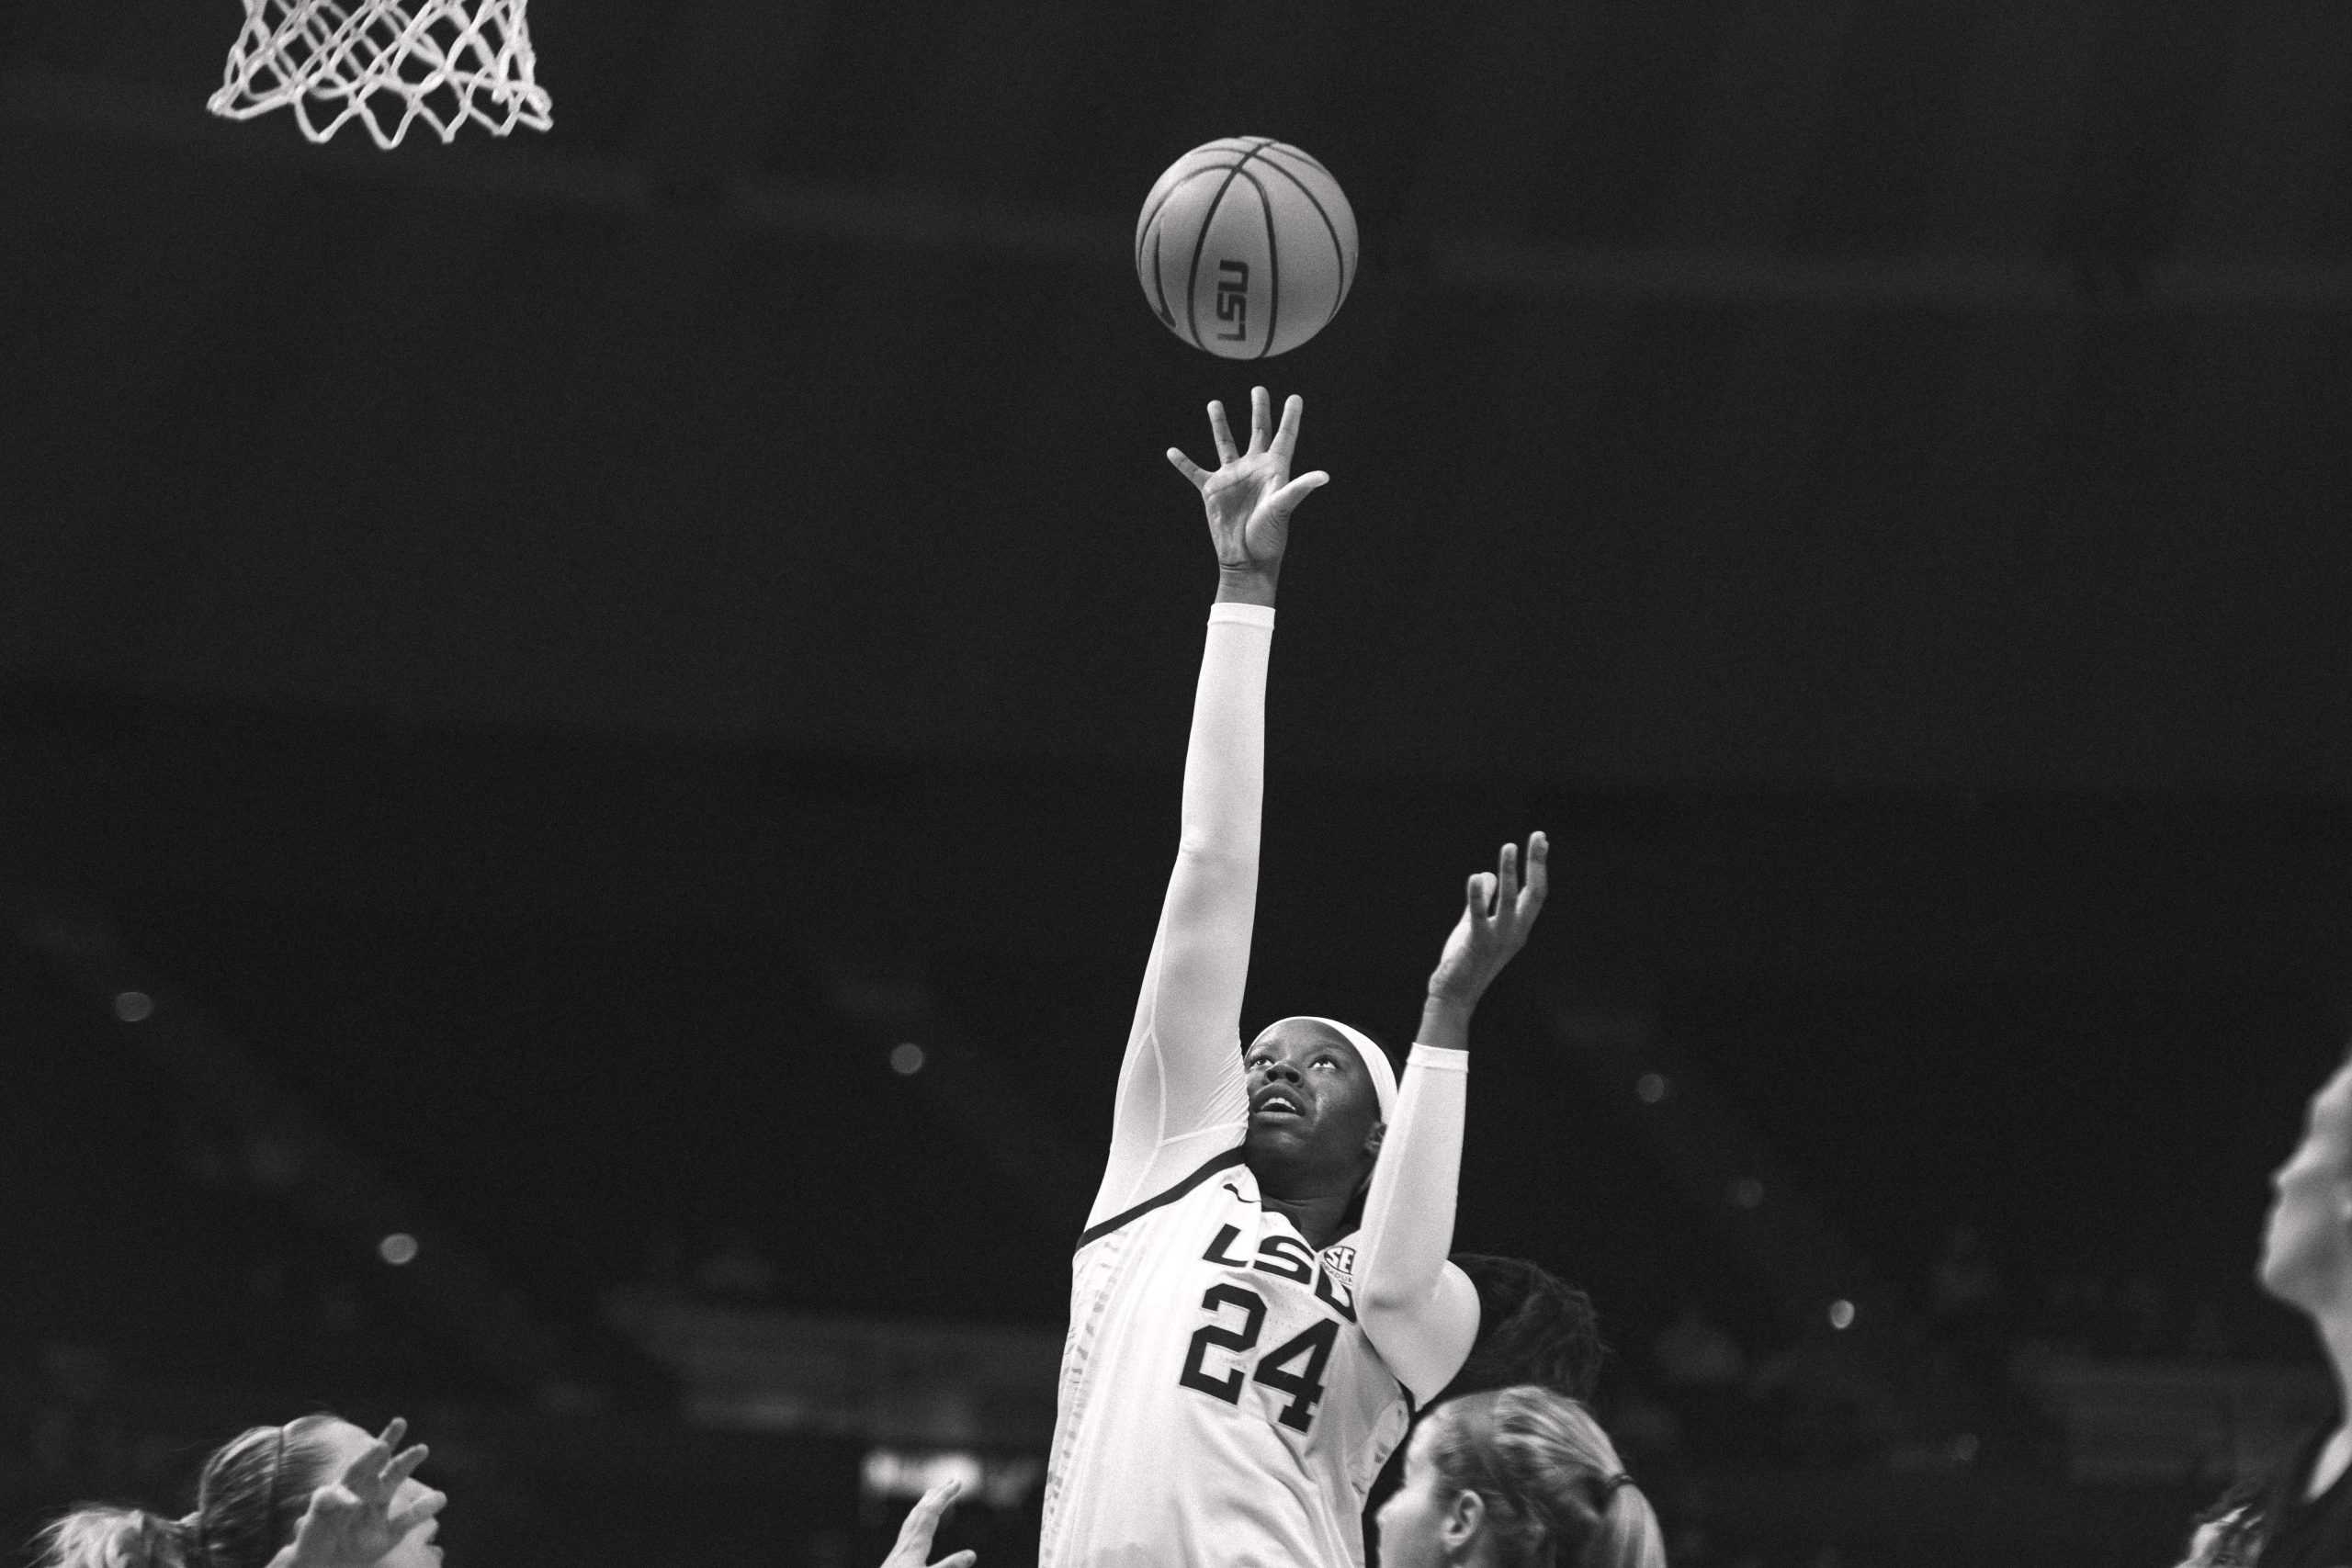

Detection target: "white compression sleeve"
[1353, 1043, 1480, 1404]
[1086, 603, 1273, 1229]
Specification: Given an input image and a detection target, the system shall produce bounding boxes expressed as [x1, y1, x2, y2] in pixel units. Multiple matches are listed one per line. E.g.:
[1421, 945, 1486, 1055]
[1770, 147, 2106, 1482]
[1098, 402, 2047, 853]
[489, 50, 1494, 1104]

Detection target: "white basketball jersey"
[1038, 1147, 1411, 1568]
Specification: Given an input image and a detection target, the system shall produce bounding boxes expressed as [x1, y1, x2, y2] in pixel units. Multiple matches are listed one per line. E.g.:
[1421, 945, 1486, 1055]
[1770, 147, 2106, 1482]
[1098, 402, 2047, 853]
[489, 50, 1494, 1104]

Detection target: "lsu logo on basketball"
[1214, 259, 1250, 342]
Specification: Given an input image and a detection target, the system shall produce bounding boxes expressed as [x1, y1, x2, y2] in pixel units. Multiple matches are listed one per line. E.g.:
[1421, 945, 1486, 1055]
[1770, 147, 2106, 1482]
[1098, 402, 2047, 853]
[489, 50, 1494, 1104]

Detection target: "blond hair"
[35, 1416, 341, 1568]
[1424, 1386, 1667, 1568]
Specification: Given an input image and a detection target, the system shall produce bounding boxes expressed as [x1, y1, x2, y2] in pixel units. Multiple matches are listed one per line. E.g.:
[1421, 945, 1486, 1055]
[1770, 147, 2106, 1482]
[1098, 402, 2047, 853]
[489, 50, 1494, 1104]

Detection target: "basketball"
[1135, 137, 1359, 360]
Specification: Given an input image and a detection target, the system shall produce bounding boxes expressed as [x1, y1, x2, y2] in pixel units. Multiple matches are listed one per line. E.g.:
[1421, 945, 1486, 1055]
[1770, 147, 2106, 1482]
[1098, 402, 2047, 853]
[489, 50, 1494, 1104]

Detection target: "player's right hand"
[1426, 831, 1550, 1009]
[1166, 386, 1330, 579]
[265, 1418, 441, 1568]
[879, 1479, 978, 1568]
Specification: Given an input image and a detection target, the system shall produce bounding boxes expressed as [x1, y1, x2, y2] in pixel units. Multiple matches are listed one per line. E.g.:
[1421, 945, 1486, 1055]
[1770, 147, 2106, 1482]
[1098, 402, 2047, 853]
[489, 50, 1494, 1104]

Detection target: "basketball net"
[209, 0, 552, 150]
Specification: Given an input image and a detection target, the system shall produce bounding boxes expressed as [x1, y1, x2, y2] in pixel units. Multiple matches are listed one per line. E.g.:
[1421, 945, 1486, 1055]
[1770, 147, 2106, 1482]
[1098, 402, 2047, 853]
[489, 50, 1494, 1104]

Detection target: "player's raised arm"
[1354, 833, 1550, 1403]
[1085, 389, 1332, 1229]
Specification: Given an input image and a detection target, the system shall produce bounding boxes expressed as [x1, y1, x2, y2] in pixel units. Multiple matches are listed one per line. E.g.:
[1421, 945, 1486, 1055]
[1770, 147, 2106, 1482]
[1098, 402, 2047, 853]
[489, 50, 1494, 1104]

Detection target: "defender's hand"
[1166, 386, 1330, 579]
[879, 1478, 978, 1568]
[1427, 832, 1549, 1009]
[265, 1419, 441, 1568]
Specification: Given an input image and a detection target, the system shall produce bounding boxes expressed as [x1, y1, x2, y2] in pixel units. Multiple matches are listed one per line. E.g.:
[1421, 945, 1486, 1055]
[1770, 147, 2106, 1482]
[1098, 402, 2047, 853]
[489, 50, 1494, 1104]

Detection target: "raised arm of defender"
[1354, 833, 1551, 1403]
[1085, 390, 1332, 1229]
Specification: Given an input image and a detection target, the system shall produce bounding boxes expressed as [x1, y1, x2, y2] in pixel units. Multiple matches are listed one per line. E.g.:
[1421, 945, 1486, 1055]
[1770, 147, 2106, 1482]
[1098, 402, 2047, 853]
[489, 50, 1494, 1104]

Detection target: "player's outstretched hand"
[878, 1478, 978, 1568]
[1426, 832, 1549, 1010]
[265, 1418, 441, 1568]
[1166, 386, 1330, 581]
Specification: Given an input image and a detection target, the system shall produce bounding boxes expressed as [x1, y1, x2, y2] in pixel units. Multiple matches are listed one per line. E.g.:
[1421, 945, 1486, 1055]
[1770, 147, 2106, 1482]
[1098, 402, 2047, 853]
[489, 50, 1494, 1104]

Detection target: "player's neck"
[1244, 1149, 1367, 1249]
[2313, 1304, 2352, 1493]
[1257, 1190, 1353, 1250]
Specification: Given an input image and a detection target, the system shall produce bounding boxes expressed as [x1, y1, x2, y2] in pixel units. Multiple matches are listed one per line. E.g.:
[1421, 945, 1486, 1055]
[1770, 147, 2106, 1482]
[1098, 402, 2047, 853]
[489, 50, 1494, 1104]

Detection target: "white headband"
[1279, 1015, 1398, 1122]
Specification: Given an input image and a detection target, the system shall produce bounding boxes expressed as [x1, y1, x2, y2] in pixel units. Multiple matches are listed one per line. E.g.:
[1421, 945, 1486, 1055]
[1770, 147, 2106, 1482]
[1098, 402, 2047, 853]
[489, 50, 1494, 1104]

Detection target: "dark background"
[7, 1, 2352, 1564]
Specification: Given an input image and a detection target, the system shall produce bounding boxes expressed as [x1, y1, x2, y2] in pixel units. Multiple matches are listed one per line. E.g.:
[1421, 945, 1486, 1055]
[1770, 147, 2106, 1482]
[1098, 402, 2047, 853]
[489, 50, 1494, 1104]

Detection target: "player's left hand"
[878, 1478, 977, 1568]
[1167, 386, 1329, 581]
[265, 1418, 442, 1568]
[1426, 832, 1548, 1008]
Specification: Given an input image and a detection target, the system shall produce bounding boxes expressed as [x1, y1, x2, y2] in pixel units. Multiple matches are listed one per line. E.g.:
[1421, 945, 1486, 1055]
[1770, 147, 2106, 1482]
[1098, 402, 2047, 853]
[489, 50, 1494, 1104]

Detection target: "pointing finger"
[343, 1442, 390, 1495]
[1207, 400, 1239, 465]
[898, 1479, 961, 1547]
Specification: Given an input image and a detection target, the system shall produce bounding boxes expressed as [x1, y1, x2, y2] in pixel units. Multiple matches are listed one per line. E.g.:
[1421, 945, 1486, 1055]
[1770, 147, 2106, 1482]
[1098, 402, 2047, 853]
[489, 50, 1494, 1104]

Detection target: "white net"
[209, 0, 552, 150]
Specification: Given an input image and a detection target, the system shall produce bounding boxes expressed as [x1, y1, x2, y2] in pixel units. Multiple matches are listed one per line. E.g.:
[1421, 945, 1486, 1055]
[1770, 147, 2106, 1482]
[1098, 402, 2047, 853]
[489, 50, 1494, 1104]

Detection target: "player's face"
[1241, 1019, 1382, 1172]
[1373, 1416, 1474, 1568]
[310, 1421, 447, 1568]
[2260, 1062, 2352, 1309]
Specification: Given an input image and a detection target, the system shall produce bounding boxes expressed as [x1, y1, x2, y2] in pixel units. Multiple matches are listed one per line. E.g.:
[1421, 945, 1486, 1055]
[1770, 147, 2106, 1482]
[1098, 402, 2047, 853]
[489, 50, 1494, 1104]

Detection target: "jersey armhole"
[1076, 1146, 1248, 1250]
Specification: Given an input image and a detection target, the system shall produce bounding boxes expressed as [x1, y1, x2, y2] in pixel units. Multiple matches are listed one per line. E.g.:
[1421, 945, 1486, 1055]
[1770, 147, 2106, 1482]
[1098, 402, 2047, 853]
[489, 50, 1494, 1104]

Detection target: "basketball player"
[1373, 1385, 1665, 1568]
[35, 1416, 442, 1568]
[1036, 387, 1549, 1567]
[1363, 1252, 1607, 1559]
[35, 1415, 974, 1568]
[1440, 1254, 1606, 1406]
[2177, 1052, 2352, 1564]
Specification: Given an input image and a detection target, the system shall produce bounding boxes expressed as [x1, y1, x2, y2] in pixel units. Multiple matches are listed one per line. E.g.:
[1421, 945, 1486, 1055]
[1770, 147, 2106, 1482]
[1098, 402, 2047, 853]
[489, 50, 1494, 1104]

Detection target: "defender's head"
[33, 1415, 446, 1568]
[1241, 1015, 1394, 1198]
[2260, 1053, 2352, 1314]
[1374, 1386, 1664, 1568]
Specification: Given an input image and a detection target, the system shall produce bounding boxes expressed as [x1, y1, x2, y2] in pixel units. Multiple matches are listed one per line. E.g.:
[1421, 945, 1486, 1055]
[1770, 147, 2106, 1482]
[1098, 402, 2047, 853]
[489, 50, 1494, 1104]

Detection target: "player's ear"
[1363, 1120, 1386, 1161]
[1442, 1486, 1483, 1552]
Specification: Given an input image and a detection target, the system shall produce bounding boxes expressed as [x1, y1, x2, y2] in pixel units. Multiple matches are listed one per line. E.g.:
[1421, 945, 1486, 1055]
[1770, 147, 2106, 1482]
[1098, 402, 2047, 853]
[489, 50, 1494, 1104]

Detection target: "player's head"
[1374, 1386, 1664, 1568]
[1241, 1015, 1395, 1195]
[1442, 1254, 1606, 1404]
[2259, 1049, 2352, 1314]
[35, 1415, 446, 1568]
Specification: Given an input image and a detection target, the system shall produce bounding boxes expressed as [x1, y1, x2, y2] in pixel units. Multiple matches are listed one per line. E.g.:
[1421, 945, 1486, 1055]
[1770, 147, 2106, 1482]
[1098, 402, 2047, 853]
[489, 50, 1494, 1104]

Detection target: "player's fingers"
[388, 1488, 447, 1535]
[1522, 831, 1550, 906]
[1207, 400, 1239, 464]
[1248, 385, 1272, 453]
[933, 1553, 978, 1568]
[1271, 391, 1305, 461]
[1167, 447, 1210, 490]
[1466, 870, 1495, 917]
[377, 1417, 407, 1454]
[345, 1433, 391, 1479]
[897, 1479, 961, 1547]
[1264, 470, 1329, 517]
[1496, 842, 1520, 905]
[339, 1452, 384, 1499]
[383, 1444, 430, 1491]
[310, 1484, 362, 1523]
